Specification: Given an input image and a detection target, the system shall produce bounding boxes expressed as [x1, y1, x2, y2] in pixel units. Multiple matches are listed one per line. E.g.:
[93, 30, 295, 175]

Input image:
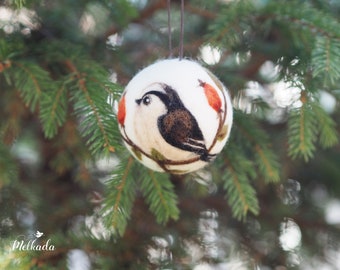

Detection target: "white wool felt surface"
[118, 59, 233, 174]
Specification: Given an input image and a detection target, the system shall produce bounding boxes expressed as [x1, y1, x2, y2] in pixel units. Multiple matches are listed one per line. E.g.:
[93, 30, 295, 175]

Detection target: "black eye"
[142, 95, 151, 105]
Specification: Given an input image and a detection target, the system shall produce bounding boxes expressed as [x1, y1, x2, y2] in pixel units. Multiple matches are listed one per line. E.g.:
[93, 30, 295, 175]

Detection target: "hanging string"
[179, 0, 184, 60]
[167, 0, 185, 59]
[167, 0, 173, 57]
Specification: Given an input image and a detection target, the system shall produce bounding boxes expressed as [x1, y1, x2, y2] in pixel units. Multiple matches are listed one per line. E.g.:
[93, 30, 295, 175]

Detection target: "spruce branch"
[234, 111, 280, 183]
[288, 93, 338, 160]
[312, 37, 340, 84]
[288, 96, 317, 161]
[10, 61, 46, 111]
[267, 1, 340, 40]
[140, 169, 179, 224]
[65, 60, 104, 118]
[7, 0, 26, 9]
[222, 149, 259, 219]
[103, 0, 164, 38]
[254, 144, 280, 183]
[208, 0, 255, 48]
[208, 0, 340, 57]
[39, 81, 68, 138]
[102, 156, 136, 236]
[64, 59, 118, 155]
[311, 101, 338, 148]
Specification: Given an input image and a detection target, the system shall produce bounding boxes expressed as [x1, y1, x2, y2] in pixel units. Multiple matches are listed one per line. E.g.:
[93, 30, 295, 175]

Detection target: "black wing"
[158, 109, 212, 161]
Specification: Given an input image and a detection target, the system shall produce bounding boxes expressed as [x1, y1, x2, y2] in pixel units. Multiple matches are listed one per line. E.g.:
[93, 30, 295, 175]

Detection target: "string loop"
[179, 0, 184, 60]
[167, 0, 172, 57]
[167, 0, 185, 60]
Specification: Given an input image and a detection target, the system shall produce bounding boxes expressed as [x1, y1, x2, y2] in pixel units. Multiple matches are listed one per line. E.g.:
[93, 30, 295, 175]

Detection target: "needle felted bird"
[135, 84, 214, 162]
[117, 59, 233, 174]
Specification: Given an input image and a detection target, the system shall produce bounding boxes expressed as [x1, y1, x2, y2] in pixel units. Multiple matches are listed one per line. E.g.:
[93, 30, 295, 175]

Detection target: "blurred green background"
[0, 0, 340, 269]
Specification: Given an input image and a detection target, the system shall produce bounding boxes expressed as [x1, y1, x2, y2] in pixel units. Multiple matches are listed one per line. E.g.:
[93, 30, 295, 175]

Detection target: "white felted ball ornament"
[117, 59, 233, 174]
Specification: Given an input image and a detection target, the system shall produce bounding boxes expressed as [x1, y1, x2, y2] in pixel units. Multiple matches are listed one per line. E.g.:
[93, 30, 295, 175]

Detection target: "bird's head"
[134, 83, 170, 123]
[135, 83, 184, 112]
